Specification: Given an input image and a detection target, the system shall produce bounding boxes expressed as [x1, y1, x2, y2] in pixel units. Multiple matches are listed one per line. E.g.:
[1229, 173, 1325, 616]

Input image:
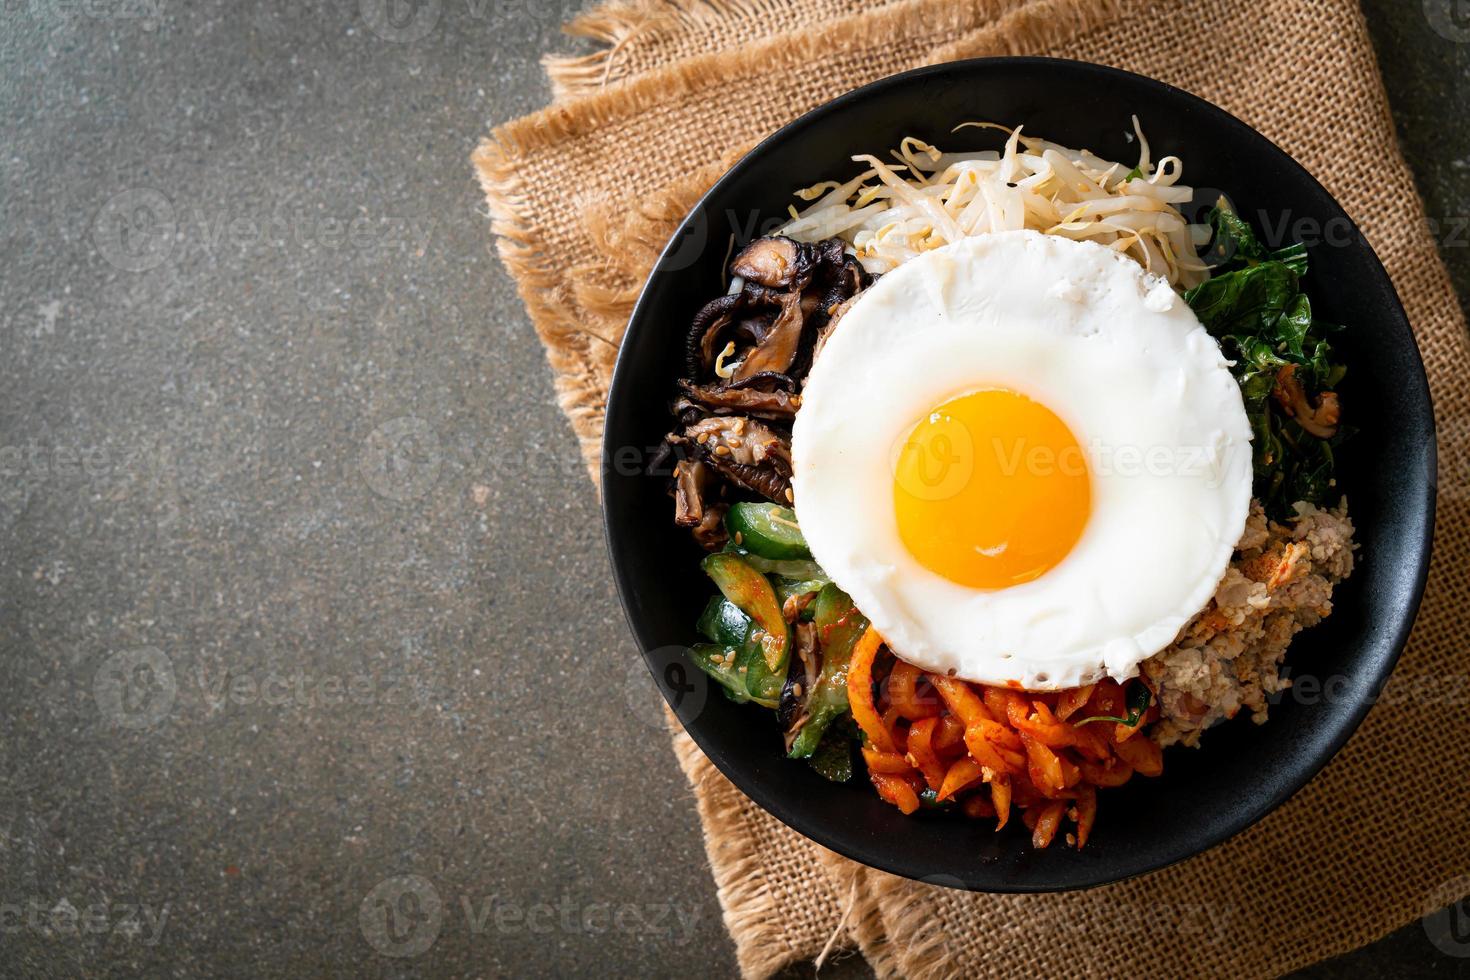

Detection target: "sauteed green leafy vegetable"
[1185, 204, 1347, 519]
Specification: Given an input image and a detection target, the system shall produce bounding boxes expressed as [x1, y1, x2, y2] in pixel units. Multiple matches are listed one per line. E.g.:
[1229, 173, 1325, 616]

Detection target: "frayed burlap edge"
[497, 0, 1040, 158]
[671, 721, 921, 978]
[669, 728, 802, 978]
[543, 0, 685, 96]
[544, 0, 892, 99]
[815, 854, 905, 978]
[471, 139, 616, 483]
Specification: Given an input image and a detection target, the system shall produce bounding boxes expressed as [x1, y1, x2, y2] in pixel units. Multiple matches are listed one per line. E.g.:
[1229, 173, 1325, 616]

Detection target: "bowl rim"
[601, 55, 1438, 892]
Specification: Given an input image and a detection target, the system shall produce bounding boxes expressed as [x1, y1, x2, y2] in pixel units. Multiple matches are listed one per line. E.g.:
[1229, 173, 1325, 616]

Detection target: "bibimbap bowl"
[602, 58, 1435, 892]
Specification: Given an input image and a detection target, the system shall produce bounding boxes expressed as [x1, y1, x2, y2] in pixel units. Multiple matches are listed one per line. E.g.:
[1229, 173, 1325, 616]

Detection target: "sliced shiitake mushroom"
[674, 378, 798, 421]
[685, 237, 869, 384]
[733, 291, 807, 381]
[675, 415, 793, 504]
[671, 458, 729, 551]
[669, 237, 871, 544]
[779, 622, 821, 753]
[731, 236, 818, 291]
[685, 291, 746, 379]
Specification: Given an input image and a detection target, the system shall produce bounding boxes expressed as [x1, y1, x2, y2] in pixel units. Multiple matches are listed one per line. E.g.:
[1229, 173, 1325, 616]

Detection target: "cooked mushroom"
[832, 255, 870, 301]
[674, 378, 798, 421]
[731, 312, 775, 348]
[791, 254, 871, 379]
[731, 236, 819, 291]
[685, 415, 790, 469]
[820, 257, 870, 325]
[703, 449, 791, 504]
[672, 458, 729, 550]
[691, 504, 728, 550]
[733, 291, 807, 381]
[727, 371, 797, 393]
[673, 457, 711, 525]
[779, 621, 821, 752]
[685, 291, 747, 379]
[1272, 364, 1340, 438]
[684, 236, 868, 386]
[782, 588, 817, 623]
[684, 285, 807, 382]
[674, 415, 793, 503]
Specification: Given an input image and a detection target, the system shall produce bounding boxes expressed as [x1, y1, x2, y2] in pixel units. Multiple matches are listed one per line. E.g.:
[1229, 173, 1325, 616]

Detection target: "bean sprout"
[778, 119, 1210, 289]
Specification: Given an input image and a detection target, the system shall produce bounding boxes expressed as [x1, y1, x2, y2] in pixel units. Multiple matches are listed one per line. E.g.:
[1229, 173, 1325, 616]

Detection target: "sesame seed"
[1066, 833, 1077, 847]
[728, 437, 743, 448]
[732, 418, 746, 434]
[793, 683, 803, 698]
[784, 488, 794, 503]
[696, 432, 709, 444]
[734, 531, 743, 545]
[713, 445, 732, 457]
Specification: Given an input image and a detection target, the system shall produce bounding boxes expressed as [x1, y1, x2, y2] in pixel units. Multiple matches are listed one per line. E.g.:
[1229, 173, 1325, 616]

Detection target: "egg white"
[791, 231, 1253, 689]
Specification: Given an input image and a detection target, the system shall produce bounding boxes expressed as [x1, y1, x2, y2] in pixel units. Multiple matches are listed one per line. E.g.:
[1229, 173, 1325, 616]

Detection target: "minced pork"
[1142, 499, 1356, 747]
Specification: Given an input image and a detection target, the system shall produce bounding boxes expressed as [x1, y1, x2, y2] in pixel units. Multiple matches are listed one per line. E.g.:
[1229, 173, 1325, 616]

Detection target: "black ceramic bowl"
[602, 58, 1436, 891]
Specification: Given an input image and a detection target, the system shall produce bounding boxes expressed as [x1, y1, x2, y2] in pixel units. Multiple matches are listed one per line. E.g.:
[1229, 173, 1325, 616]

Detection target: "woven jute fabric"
[475, 1, 1470, 975]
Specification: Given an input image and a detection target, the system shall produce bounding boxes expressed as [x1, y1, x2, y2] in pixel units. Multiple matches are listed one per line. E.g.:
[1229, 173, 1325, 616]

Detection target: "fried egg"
[791, 231, 1252, 689]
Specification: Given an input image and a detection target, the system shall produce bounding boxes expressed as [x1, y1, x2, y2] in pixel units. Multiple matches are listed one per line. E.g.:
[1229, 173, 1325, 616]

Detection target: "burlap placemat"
[475, 1, 1470, 975]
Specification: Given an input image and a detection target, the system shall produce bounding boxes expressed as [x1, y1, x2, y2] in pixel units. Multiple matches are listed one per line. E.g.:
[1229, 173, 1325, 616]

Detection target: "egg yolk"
[892, 388, 1090, 590]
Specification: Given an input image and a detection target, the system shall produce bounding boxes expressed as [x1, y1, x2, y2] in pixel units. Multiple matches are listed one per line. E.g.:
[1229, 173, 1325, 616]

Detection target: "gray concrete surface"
[0, 1, 1466, 977]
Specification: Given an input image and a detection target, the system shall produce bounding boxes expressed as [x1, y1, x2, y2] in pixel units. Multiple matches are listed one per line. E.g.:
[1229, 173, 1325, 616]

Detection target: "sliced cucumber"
[689, 643, 777, 708]
[787, 583, 867, 759]
[725, 502, 810, 560]
[696, 595, 752, 647]
[701, 552, 788, 675]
